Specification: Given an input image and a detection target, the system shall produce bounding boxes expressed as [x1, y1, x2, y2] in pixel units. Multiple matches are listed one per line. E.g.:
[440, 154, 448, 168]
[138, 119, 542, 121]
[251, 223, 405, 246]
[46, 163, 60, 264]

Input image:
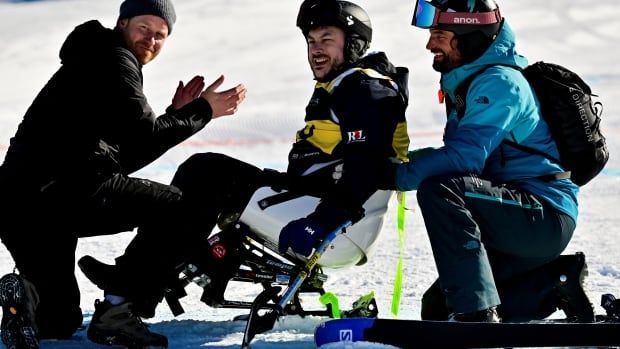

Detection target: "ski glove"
[376, 159, 399, 191]
[278, 215, 327, 257]
[278, 203, 364, 257]
[262, 168, 288, 192]
[377, 148, 437, 190]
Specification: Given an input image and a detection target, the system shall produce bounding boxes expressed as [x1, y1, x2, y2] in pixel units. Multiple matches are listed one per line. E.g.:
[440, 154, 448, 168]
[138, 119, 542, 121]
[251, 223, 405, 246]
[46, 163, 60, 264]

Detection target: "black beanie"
[119, 0, 176, 34]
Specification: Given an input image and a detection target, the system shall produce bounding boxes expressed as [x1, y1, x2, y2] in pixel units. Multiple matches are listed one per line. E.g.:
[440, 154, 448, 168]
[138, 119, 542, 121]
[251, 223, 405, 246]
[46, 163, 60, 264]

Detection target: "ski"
[315, 317, 620, 348]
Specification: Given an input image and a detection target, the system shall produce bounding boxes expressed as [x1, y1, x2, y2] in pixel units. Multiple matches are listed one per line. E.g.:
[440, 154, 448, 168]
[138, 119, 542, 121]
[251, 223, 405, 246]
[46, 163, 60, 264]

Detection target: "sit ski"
[80, 187, 391, 348]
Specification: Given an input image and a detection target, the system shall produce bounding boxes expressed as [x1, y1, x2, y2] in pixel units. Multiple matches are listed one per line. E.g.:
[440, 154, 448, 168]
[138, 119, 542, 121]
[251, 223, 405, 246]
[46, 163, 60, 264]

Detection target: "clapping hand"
[171, 75, 206, 110]
[200, 75, 247, 119]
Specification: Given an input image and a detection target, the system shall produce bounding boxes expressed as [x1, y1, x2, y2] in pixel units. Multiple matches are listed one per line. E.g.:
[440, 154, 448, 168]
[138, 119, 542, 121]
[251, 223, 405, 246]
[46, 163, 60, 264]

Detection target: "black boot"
[449, 306, 501, 323]
[553, 252, 595, 322]
[421, 253, 596, 323]
[0, 273, 39, 349]
[87, 299, 167, 348]
[78, 256, 119, 292]
[78, 256, 163, 319]
[194, 231, 242, 306]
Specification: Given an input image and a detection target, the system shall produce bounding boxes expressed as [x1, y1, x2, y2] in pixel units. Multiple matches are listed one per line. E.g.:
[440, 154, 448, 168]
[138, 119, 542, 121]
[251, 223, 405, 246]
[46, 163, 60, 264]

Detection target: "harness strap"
[258, 190, 309, 210]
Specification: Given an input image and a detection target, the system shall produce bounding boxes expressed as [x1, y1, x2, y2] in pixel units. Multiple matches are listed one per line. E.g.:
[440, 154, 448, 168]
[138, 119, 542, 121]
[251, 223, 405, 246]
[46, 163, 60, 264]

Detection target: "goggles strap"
[436, 8, 501, 26]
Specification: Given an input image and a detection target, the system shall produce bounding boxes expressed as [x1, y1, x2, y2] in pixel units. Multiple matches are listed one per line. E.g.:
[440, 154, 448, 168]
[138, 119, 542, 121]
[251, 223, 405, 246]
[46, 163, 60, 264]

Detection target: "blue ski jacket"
[396, 21, 578, 221]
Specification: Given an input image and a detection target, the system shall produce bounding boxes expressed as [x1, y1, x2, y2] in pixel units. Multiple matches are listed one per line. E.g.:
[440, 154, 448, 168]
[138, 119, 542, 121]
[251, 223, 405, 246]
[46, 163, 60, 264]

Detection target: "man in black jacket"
[0, 0, 246, 348]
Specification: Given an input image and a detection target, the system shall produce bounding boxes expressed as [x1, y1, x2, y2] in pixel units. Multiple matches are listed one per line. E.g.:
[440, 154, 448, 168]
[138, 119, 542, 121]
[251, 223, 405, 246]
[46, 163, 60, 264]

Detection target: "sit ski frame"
[165, 220, 377, 348]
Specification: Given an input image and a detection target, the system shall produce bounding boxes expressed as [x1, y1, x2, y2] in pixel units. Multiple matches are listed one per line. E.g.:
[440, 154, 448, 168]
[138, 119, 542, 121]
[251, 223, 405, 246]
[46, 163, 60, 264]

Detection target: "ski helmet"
[412, 0, 503, 63]
[296, 0, 372, 63]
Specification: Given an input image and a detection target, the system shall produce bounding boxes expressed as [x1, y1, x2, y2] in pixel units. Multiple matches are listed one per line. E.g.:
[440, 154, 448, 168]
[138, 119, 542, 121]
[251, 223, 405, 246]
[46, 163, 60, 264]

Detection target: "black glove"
[376, 160, 399, 191]
[262, 168, 288, 192]
[407, 147, 436, 161]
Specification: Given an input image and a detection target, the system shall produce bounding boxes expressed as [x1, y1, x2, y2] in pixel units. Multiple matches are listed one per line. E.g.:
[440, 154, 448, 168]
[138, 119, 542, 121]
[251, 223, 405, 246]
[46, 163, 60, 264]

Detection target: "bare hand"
[171, 75, 206, 110]
[200, 75, 247, 118]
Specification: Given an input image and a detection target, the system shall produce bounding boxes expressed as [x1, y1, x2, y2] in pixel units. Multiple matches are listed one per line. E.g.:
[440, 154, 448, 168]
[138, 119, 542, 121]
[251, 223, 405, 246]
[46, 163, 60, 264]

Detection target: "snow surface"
[0, 0, 619, 348]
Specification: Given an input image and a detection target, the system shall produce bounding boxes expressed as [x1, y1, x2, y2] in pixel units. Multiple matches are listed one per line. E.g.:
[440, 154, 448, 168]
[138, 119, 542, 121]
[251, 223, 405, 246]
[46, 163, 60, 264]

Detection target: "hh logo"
[339, 329, 353, 342]
[347, 130, 366, 143]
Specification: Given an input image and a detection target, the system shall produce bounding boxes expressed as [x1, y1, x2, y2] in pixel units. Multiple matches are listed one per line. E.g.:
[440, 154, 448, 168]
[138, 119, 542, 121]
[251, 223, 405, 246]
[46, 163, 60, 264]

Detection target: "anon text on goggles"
[411, 0, 502, 29]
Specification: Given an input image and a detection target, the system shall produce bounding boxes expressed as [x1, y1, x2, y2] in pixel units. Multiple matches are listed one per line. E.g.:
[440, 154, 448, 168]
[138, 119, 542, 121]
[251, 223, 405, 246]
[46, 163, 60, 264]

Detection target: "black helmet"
[412, 0, 503, 63]
[296, 0, 372, 63]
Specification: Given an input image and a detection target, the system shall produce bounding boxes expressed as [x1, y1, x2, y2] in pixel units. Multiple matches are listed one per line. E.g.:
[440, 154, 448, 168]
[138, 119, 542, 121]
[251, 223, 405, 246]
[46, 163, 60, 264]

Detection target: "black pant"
[0, 170, 183, 338]
[2, 152, 306, 329]
[111, 153, 271, 316]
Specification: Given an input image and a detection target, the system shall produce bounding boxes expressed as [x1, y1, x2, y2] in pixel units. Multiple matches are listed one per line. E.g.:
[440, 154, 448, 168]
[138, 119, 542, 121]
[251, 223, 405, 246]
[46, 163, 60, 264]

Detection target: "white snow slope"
[1, 0, 619, 348]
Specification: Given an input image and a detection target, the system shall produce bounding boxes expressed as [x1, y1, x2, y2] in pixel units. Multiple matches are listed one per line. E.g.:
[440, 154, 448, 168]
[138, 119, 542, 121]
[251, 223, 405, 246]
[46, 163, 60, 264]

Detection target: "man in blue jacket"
[397, 0, 593, 322]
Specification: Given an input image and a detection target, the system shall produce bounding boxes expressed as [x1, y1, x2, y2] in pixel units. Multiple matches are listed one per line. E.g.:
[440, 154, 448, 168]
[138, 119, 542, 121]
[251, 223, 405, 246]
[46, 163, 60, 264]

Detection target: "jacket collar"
[440, 20, 529, 94]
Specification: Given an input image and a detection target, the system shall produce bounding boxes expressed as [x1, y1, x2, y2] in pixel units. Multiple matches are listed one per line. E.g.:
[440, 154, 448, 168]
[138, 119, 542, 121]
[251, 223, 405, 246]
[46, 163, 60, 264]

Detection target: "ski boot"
[600, 293, 620, 322]
[0, 273, 40, 349]
[553, 252, 595, 322]
[191, 231, 243, 307]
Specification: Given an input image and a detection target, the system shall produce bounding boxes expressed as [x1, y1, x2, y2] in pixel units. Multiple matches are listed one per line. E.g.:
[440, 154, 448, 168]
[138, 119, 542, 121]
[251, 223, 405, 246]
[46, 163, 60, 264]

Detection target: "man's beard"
[131, 43, 158, 65]
[432, 60, 453, 72]
[313, 63, 343, 82]
[432, 55, 459, 73]
[431, 46, 461, 73]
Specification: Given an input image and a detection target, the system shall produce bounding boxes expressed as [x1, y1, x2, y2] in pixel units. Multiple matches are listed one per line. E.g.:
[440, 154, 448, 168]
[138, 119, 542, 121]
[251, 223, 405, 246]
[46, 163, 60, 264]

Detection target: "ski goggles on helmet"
[411, 0, 502, 29]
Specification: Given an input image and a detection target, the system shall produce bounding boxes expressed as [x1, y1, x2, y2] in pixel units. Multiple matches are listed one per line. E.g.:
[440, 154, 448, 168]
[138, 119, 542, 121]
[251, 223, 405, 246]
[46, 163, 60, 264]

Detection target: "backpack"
[448, 61, 609, 186]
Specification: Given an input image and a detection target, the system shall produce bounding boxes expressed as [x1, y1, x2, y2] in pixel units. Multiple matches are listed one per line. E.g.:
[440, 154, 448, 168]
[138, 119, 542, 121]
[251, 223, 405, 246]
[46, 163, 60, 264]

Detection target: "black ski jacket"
[287, 52, 410, 216]
[0, 20, 213, 197]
